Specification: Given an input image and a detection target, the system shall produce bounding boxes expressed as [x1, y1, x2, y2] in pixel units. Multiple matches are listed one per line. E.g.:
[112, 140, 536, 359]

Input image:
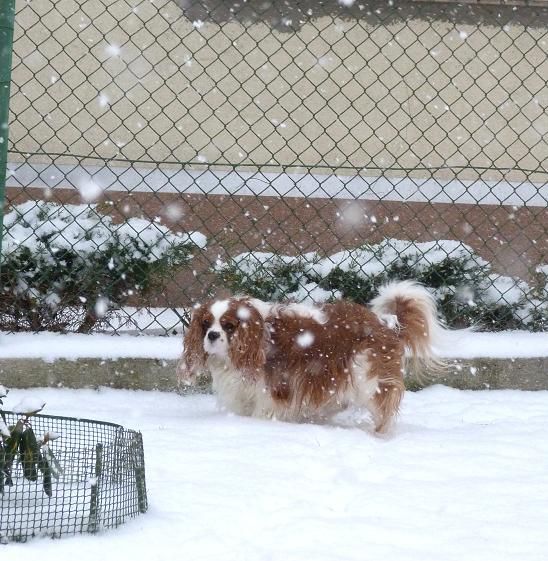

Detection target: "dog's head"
[177, 298, 268, 385]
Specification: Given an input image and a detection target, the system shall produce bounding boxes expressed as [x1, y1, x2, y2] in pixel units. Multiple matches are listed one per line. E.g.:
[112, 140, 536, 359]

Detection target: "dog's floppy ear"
[229, 301, 267, 375]
[177, 303, 209, 386]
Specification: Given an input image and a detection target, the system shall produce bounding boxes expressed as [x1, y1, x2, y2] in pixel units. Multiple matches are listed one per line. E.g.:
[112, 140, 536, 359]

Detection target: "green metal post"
[0, 0, 15, 266]
[0, 0, 16, 265]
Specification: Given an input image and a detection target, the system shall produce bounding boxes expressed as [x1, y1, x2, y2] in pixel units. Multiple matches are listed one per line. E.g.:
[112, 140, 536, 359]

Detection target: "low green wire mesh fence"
[0, 410, 147, 542]
[3, 0, 548, 334]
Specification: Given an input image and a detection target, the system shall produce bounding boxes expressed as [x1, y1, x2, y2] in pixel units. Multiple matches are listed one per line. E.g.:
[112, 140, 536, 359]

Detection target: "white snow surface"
[0, 332, 182, 361]
[1, 386, 548, 560]
[0, 329, 547, 360]
[7, 161, 548, 207]
[434, 330, 548, 359]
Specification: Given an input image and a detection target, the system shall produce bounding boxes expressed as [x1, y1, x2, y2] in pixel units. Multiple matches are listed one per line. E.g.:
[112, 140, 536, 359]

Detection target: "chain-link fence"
[3, 0, 548, 334]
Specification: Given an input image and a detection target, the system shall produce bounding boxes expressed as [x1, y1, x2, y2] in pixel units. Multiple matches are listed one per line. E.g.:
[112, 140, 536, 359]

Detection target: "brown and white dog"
[177, 281, 445, 432]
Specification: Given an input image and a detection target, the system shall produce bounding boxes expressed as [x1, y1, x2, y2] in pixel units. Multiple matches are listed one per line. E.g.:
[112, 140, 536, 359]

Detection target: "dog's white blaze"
[210, 299, 229, 321]
[205, 300, 231, 358]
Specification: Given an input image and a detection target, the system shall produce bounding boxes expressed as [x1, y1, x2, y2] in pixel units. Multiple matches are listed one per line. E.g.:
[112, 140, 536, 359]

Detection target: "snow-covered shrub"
[526, 265, 548, 331]
[215, 239, 548, 331]
[218, 252, 312, 302]
[0, 386, 59, 497]
[0, 201, 206, 332]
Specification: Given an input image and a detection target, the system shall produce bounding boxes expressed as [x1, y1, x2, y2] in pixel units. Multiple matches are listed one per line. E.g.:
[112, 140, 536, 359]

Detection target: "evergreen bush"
[1, 201, 206, 332]
[215, 239, 547, 331]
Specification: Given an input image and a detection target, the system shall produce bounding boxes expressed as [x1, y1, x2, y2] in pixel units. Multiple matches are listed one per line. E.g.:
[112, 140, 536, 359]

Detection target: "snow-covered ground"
[1, 329, 547, 360]
[2, 386, 548, 560]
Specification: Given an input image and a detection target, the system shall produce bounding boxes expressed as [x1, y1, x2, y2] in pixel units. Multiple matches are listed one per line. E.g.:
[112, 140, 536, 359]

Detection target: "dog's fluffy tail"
[370, 280, 445, 377]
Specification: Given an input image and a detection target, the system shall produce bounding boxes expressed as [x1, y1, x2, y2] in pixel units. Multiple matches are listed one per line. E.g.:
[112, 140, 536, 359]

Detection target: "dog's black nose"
[207, 331, 221, 342]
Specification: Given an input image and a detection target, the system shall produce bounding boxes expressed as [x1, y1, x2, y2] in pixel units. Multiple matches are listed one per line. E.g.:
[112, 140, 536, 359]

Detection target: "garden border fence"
[0, 410, 147, 543]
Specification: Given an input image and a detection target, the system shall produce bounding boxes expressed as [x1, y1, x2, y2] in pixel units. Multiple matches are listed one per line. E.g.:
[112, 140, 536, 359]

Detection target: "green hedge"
[215, 239, 547, 331]
[1, 201, 206, 332]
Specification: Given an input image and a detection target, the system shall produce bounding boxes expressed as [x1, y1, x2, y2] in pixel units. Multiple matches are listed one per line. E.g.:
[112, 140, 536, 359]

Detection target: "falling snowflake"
[296, 331, 315, 348]
[237, 306, 251, 321]
[339, 202, 365, 228]
[77, 179, 103, 203]
[105, 43, 121, 57]
[95, 297, 110, 318]
[98, 93, 110, 108]
[164, 203, 183, 221]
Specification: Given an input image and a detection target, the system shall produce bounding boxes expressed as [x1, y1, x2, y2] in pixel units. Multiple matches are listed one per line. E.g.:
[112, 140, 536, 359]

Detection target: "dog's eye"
[223, 321, 236, 332]
[202, 319, 211, 330]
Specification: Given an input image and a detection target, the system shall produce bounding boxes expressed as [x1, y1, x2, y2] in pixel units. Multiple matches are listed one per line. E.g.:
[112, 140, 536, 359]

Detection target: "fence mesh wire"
[0, 411, 147, 542]
[3, 0, 548, 334]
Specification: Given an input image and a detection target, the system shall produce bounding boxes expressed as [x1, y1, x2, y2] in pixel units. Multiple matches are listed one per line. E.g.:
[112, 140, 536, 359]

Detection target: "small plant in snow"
[0, 386, 62, 497]
[215, 239, 548, 331]
[0, 201, 206, 332]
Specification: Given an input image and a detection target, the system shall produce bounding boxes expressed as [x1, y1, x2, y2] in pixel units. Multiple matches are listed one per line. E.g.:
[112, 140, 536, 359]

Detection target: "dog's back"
[263, 300, 403, 419]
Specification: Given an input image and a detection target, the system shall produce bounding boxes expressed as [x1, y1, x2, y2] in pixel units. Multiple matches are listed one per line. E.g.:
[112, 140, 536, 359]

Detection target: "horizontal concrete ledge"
[0, 357, 547, 392]
[407, 357, 548, 391]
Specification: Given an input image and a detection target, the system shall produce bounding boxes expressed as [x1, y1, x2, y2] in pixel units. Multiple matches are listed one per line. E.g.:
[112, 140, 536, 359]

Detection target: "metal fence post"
[0, 0, 15, 267]
[88, 442, 103, 534]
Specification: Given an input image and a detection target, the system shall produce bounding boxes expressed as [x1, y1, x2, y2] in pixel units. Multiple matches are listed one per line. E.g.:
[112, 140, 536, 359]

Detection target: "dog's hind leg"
[367, 378, 404, 433]
[356, 351, 405, 433]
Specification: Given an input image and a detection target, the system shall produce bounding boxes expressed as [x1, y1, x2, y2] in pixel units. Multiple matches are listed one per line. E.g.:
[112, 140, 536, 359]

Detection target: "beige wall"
[9, 0, 548, 180]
